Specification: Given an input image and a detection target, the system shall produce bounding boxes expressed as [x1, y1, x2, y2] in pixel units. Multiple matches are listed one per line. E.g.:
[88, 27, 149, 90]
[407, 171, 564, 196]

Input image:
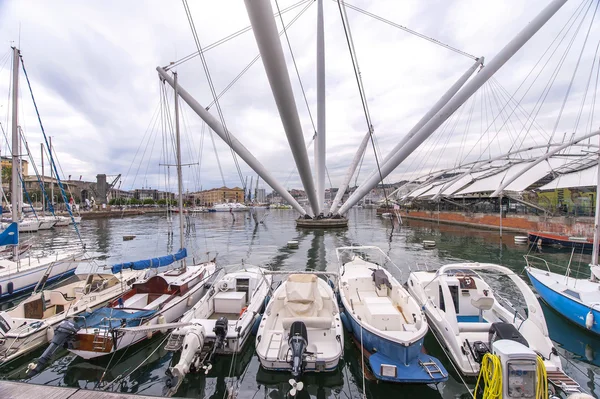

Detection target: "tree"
[143, 198, 155, 205]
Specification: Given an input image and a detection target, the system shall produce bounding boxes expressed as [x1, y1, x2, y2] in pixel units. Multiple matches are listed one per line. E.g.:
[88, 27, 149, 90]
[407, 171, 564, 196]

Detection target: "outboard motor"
[288, 321, 308, 379]
[166, 324, 206, 390]
[202, 316, 229, 374]
[27, 320, 79, 376]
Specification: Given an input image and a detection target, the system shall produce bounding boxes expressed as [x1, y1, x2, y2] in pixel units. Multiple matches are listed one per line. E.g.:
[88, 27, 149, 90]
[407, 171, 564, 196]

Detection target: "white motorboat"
[407, 263, 562, 377]
[336, 246, 447, 383]
[162, 266, 272, 390]
[212, 203, 249, 212]
[63, 259, 217, 360]
[0, 267, 142, 366]
[255, 273, 343, 383]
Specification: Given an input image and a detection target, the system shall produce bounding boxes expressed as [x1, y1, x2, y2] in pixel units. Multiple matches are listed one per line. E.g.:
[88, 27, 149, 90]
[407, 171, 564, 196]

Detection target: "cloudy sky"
[0, 0, 598, 196]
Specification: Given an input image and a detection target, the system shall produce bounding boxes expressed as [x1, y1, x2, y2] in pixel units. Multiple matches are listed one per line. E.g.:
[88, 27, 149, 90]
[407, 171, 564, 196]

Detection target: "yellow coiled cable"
[536, 356, 548, 399]
[474, 353, 502, 399]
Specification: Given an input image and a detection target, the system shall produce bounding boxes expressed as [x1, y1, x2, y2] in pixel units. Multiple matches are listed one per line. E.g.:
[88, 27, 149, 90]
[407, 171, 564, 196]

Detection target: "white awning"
[538, 164, 598, 190]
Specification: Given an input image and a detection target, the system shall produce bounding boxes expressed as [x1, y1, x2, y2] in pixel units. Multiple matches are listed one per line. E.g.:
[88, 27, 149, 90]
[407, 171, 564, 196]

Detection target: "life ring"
[240, 307, 248, 317]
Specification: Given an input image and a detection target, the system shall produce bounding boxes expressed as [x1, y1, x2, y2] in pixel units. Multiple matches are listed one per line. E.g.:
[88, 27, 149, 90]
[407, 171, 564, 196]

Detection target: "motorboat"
[525, 255, 599, 337]
[162, 266, 272, 391]
[0, 266, 142, 365]
[212, 203, 249, 212]
[255, 273, 343, 389]
[407, 263, 562, 378]
[62, 255, 217, 360]
[336, 246, 447, 383]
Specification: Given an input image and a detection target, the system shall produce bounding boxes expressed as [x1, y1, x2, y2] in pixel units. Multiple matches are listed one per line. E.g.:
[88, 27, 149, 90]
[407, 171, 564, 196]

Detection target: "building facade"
[194, 186, 244, 206]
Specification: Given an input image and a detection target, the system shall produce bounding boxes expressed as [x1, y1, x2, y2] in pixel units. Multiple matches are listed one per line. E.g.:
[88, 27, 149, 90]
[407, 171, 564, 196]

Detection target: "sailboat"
[0, 47, 83, 299]
[0, 264, 143, 365]
[525, 152, 600, 336]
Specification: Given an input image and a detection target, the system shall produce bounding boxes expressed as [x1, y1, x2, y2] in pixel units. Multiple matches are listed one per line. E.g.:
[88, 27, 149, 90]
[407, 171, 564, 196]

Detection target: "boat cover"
[285, 274, 323, 317]
[372, 269, 392, 290]
[111, 248, 187, 274]
[75, 307, 157, 329]
[0, 222, 18, 246]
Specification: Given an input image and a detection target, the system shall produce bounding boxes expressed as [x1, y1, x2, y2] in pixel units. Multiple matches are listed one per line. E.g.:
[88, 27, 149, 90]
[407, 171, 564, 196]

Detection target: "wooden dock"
[0, 381, 176, 399]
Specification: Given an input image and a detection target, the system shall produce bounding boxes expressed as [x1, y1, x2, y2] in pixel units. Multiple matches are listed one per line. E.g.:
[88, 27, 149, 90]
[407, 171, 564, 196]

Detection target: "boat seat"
[144, 294, 170, 310]
[48, 291, 73, 306]
[471, 293, 494, 311]
[281, 316, 333, 330]
[458, 322, 491, 333]
[363, 296, 403, 331]
[123, 293, 148, 308]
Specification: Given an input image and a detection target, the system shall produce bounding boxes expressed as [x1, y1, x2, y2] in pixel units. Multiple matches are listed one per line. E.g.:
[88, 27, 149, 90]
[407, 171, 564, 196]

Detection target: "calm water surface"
[1, 208, 599, 398]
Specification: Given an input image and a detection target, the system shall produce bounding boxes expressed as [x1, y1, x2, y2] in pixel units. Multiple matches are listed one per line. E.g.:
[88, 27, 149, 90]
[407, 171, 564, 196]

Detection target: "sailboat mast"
[10, 47, 19, 259]
[41, 143, 45, 214]
[50, 136, 53, 210]
[173, 72, 186, 259]
[11, 47, 19, 226]
[592, 135, 600, 278]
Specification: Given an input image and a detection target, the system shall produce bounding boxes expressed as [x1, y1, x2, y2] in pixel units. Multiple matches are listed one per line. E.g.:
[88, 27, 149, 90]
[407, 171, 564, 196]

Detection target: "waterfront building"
[193, 186, 244, 206]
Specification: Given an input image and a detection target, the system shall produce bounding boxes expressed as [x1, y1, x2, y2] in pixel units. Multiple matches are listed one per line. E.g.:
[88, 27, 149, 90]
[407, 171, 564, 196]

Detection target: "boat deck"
[0, 381, 192, 399]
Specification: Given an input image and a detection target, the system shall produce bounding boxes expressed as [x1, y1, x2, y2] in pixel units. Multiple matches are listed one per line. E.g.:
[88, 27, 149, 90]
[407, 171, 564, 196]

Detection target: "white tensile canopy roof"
[455, 158, 568, 195]
[538, 164, 598, 190]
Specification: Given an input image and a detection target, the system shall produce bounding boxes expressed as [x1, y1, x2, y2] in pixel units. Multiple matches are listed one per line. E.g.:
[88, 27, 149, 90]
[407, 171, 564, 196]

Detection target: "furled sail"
[111, 248, 187, 274]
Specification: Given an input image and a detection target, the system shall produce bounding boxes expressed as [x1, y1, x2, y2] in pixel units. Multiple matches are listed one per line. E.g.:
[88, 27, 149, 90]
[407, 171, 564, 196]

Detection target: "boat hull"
[0, 254, 82, 299]
[528, 231, 593, 250]
[527, 269, 600, 336]
[342, 310, 447, 383]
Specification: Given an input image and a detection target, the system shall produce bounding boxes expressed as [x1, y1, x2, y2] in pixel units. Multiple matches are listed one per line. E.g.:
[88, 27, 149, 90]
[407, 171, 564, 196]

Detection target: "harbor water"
[0, 208, 598, 398]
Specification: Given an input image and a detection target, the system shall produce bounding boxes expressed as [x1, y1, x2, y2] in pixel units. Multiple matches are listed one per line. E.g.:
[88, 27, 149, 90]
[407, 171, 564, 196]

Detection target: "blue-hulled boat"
[525, 255, 600, 337]
[336, 246, 448, 383]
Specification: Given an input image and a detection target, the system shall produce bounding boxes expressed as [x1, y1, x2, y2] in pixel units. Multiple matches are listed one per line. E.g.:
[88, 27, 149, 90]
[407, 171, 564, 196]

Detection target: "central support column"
[245, 0, 319, 216]
[315, 0, 326, 214]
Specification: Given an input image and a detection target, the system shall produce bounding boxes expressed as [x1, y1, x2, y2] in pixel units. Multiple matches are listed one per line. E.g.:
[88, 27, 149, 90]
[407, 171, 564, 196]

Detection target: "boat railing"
[524, 254, 591, 278]
[414, 262, 432, 272]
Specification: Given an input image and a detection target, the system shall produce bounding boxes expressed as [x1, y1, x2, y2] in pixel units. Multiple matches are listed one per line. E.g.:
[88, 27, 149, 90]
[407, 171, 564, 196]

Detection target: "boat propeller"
[288, 379, 304, 396]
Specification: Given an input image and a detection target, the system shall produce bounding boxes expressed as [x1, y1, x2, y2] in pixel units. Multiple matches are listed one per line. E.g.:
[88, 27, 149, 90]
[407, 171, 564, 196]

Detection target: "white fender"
[187, 295, 194, 307]
[586, 311, 594, 330]
[46, 326, 54, 341]
[169, 325, 206, 380]
[158, 314, 167, 334]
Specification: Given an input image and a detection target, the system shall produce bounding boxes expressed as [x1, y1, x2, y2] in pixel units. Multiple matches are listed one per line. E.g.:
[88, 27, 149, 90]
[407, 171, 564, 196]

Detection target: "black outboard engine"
[206, 316, 229, 367]
[288, 321, 308, 379]
[213, 316, 228, 350]
[27, 320, 79, 376]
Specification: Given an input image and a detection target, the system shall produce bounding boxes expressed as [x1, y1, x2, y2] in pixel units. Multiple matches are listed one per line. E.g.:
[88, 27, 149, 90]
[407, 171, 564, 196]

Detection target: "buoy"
[187, 295, 194, 306]
[46, 326, 55, 341]
[586, 310, 594, 330]
[514, 235, 528, 244]
[287, 240, 299, 249]
[7, 282, 13, 295]
[423, 240, 436, 248]
[158, 314, 167, 333]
